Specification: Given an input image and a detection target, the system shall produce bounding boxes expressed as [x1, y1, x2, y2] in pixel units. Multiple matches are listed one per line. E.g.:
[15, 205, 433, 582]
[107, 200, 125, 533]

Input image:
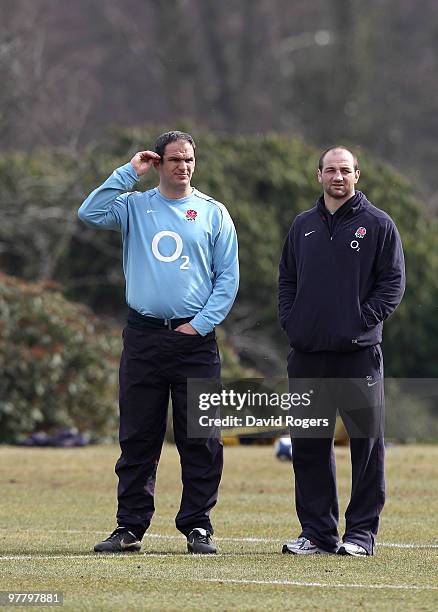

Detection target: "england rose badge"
[186, 209, 197, 221]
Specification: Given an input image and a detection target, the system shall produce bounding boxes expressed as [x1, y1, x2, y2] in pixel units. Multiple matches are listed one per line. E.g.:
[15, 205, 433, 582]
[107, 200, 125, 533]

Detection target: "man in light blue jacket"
[78, 131, 239, 554]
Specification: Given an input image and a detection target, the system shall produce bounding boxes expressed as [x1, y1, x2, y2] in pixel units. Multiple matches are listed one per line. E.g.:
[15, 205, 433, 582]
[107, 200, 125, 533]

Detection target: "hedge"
[0, 273, 120, 442]
[0, 273, 257, 443]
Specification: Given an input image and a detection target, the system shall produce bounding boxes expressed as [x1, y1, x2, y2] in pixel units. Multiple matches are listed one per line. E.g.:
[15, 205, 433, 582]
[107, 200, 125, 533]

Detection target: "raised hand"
[130, 150, 161, 176]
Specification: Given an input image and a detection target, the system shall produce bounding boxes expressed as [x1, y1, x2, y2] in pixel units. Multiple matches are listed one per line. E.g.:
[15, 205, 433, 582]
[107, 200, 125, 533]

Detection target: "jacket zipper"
[328, 216, 352, 241]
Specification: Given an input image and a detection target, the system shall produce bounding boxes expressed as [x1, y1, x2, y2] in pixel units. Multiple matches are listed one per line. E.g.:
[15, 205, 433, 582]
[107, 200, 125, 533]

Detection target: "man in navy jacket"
[278, 146, 405, 556]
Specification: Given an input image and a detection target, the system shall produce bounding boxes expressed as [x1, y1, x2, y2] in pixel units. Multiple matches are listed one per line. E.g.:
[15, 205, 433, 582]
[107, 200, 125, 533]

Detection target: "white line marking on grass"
[201, 578, 438, 591]
[1, 529, 437, 549]
[149, 534, 438, 549]
[0, 554, 170, 561]
[0, 557, 436, 592]
[378, 541, 438, 549]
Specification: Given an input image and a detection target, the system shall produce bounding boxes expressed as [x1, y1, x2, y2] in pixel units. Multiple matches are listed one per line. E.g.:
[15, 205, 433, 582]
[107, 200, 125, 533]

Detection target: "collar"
[317, 191, 364, 221]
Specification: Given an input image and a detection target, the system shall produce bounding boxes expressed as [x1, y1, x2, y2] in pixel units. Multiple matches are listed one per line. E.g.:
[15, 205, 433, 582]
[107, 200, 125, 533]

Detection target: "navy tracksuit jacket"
[279, 191, 405, 351]
[278, 191, 405, 554]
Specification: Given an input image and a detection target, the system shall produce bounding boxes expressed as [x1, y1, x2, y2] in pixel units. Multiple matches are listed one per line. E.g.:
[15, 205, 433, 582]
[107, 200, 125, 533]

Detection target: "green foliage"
[215, 327, 259, 379]
[0, 273, 120, 442]
[0, 127, 437, 376]
[357, 153, 438, 376]
[0, 273, 254, 442]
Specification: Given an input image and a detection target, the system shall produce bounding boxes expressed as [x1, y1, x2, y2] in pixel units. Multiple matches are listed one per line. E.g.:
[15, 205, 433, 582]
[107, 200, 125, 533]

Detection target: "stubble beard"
[326, 183, 349, 199]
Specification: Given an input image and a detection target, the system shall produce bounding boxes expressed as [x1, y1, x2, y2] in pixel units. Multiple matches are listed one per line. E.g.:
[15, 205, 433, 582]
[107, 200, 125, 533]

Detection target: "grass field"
[0, 443, 437, 611]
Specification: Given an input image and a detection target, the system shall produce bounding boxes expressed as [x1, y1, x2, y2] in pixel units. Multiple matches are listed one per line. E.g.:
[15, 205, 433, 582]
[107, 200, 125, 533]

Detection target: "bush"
[0, 273, 120, 442]
[0, 273, 257, 443]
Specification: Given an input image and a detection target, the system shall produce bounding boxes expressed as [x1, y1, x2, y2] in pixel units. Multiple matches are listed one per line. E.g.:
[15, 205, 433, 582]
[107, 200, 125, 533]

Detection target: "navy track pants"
[287, 346, 385, 555]
[115, 324, 223, 537]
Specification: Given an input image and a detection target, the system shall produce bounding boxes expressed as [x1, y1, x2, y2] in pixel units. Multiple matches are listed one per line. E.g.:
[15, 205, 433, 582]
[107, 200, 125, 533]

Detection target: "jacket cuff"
[361, 306, 377, 330]
[190, 313, 214, 336]
[117, 162, 140, 184]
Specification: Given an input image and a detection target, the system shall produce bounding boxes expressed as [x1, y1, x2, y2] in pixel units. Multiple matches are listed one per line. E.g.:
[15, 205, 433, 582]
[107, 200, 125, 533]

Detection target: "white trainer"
[282, 536, 332, 555]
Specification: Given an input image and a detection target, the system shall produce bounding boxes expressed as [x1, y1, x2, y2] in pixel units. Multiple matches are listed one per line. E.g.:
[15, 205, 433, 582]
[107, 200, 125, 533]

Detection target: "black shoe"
[94, 527, 141, 553]
[187, 528, 217, 554]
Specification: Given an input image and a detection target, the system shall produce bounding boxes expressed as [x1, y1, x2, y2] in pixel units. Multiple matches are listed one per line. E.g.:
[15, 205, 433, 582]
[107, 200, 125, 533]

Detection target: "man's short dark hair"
[318, 146, 359, 171]
[154, 131, 196, 159]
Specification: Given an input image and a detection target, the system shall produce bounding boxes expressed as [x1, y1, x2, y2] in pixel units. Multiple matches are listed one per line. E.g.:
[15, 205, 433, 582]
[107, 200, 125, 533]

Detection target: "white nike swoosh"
[146, 210, 157, 214]
[304, 231, 316, 237]
[367, 381, 379, 387]
[120, 539, 138, 549]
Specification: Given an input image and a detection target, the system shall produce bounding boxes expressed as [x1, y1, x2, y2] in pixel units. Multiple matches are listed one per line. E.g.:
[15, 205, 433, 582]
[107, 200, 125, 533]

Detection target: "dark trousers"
[287, 346, 385, 555]
[115, 324, 223, 538]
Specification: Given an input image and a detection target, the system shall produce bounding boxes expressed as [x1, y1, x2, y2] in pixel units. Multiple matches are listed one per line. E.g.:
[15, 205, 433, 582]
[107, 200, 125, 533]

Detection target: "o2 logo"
[350, 226, 367, 252]
[151, 231, 190, 270]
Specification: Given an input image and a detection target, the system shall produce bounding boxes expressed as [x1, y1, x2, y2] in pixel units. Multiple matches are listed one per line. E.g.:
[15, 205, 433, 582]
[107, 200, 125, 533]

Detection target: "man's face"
[317, 149, 360, 200]
[156, 140, 195, 190]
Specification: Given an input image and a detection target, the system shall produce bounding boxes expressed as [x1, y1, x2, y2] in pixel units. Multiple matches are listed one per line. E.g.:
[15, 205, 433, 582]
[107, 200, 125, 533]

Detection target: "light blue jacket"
[78, 163, 239, 335]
